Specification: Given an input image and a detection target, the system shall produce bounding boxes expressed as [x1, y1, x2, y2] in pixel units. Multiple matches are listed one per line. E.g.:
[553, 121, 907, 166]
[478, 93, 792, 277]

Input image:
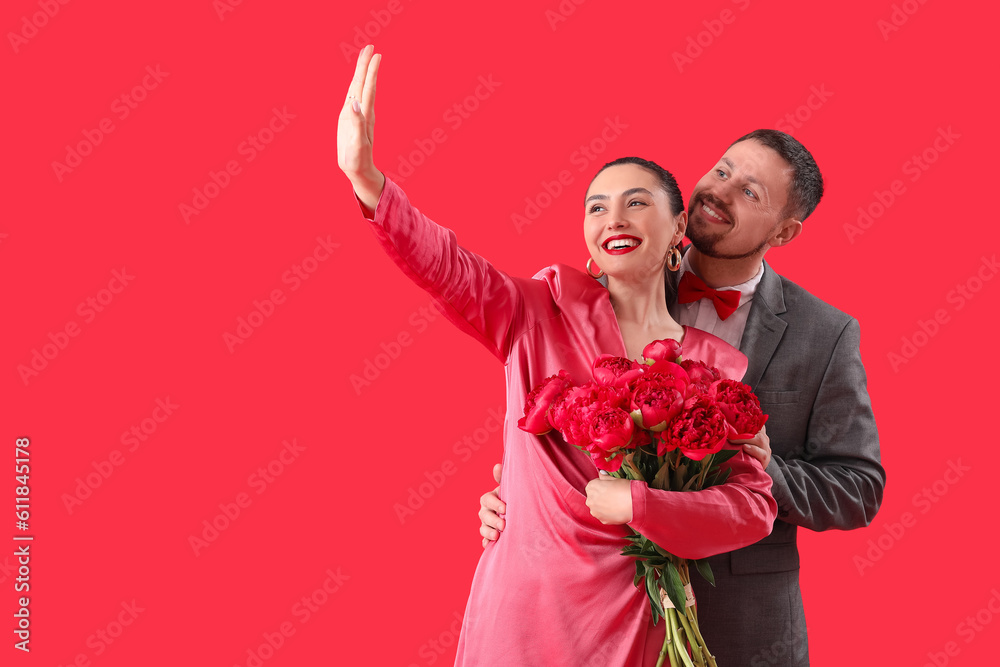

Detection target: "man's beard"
[686, 224, 772, 260]
[687, 195, 774, 260]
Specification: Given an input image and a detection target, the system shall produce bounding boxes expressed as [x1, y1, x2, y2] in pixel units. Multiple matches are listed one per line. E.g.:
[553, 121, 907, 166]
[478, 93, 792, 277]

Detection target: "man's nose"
[705, 181, 736, 204]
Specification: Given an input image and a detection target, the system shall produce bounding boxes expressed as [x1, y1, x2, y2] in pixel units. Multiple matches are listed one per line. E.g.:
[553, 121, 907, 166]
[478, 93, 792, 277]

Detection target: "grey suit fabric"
[669, 260, 886, 666]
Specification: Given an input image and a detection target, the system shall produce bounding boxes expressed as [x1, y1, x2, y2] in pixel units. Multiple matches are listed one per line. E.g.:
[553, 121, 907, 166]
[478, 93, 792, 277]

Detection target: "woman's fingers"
[361, 52, 380, 126]
[346, 45, 374, 105]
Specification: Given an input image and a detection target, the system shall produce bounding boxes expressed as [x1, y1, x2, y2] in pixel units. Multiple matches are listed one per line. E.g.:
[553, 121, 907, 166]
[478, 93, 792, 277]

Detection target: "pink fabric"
[363, 179, 777, 667]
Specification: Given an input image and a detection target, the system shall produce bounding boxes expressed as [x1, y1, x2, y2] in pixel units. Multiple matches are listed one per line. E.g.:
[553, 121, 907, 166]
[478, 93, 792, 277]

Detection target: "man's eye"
[744, 188, 756, 199]
[717, 169, 727, 178]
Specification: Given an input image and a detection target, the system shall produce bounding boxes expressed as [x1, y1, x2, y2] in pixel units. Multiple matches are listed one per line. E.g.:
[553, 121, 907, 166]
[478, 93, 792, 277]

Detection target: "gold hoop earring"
[666, 246, 682, 272]
[586, 258, 604, 278]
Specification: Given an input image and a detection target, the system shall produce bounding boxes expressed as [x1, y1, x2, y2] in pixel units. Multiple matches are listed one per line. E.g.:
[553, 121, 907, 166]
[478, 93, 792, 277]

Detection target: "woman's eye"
[627, 200, 647, 207]
[589, 204, 605, 213]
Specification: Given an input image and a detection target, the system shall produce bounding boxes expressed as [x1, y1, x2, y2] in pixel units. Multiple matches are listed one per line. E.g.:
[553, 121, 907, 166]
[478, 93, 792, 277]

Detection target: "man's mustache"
[694, 193, 733, 223]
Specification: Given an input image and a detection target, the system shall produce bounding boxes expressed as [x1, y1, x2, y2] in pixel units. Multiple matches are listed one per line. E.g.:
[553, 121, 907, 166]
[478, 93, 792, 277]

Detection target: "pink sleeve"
[627, 450, 777, 560]
[361, 178, 524, 362]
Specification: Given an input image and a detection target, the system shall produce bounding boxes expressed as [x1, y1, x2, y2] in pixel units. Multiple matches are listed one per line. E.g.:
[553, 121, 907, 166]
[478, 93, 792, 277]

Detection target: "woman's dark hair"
[589, 157, 685, 217]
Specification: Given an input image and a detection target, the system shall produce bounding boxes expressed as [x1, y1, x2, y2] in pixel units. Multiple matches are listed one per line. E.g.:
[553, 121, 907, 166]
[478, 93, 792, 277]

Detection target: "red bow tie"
[677, 271, 742, 320]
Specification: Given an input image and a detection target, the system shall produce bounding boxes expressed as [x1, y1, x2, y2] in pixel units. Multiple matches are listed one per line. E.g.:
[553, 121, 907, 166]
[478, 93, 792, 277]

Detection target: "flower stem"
[667, 608, 682, 667]
[696, 454, 713, 489]
[682, 601, 716, 667]
[671, 612, 697, 667]
[675, 561, 715, 667]
[655, 618, 670, 667]
[675, 610, 705, 667]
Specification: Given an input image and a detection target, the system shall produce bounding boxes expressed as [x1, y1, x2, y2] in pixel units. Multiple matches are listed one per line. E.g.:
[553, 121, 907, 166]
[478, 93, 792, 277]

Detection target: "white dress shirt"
[674, 253, 765, 350]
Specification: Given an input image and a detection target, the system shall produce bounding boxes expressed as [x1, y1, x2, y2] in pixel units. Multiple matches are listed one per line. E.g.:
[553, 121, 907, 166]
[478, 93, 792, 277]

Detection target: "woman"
[339, 46, 776, 666]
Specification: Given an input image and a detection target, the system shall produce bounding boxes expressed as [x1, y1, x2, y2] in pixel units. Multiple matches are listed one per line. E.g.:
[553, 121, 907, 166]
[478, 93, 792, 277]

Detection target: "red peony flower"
[659, 393, 730, 461]
[642, 339, 683, 364]
[550, 382, 628, 448]
[589, 407, 635, 458]
[710, 379, 769, 439]
[518, 371, 573, 435]
[629, 373, 686, 432]
[645, 359, 692, 386]
[592, 355, 643, 387]
[679, 359, 722, 394]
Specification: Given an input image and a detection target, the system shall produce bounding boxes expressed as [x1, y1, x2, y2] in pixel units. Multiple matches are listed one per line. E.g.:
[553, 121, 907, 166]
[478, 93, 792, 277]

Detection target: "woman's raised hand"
[338, 45, 384, 212]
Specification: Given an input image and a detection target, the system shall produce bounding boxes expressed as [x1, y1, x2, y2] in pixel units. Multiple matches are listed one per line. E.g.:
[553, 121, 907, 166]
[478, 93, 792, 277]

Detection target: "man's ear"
[769, 217, 802, 248]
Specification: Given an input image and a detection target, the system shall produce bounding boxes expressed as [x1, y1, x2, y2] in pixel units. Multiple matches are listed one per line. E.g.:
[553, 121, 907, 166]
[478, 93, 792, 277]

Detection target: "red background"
[4, 1, 998, 665]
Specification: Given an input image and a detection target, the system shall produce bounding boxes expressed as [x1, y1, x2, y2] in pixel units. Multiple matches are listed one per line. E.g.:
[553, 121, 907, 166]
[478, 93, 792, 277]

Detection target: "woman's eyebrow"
[586, 187, 654, 204]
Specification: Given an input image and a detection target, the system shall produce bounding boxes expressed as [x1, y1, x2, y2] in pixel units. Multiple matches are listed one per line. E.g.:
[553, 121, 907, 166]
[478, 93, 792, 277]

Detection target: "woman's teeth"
[606, 238, 640, 249]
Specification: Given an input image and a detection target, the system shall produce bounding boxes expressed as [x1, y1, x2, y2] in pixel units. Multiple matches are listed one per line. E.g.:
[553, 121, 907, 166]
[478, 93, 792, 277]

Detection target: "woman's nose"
[607, 209, 628, 228]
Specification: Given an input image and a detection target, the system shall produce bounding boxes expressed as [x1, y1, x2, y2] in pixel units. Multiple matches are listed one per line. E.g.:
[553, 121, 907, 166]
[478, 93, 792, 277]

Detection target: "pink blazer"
[363, 179, 777, 666]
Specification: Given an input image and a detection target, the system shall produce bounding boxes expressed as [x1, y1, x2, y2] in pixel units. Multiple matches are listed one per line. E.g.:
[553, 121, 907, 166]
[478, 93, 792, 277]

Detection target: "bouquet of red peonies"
[518, 339, 767, 667]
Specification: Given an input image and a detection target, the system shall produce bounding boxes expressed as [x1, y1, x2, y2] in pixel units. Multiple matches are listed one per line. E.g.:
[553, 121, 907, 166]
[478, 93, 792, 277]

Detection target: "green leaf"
[664, 561, 687, 612]
[645, 568, 665, 620]
[681, 474, 701, 491]
[694, 558, 716, 587]
[623, 453, 646, 482]
[652, 462, 672, 491]
[712, 449, 740, 466]
[712, 467, 732, 487]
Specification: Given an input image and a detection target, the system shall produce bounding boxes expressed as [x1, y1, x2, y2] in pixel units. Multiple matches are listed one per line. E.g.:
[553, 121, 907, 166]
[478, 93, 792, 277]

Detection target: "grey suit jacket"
[669, 260, 886, 666]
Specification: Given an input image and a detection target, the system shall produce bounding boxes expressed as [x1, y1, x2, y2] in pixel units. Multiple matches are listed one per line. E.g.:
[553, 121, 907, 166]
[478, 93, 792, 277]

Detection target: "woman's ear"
[673, 210, 688, 246]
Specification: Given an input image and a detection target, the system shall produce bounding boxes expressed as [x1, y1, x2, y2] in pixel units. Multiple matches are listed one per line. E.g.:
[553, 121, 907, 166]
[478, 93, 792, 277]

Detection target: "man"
[479, 130, 886, 666]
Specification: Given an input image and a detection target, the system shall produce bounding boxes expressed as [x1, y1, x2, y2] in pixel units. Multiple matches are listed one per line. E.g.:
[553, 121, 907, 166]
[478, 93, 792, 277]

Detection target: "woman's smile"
[602, 234, 643, 255]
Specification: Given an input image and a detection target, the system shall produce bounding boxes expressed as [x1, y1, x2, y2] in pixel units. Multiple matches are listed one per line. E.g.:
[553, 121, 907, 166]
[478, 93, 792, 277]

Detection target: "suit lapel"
[739, 260, 787, 388]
